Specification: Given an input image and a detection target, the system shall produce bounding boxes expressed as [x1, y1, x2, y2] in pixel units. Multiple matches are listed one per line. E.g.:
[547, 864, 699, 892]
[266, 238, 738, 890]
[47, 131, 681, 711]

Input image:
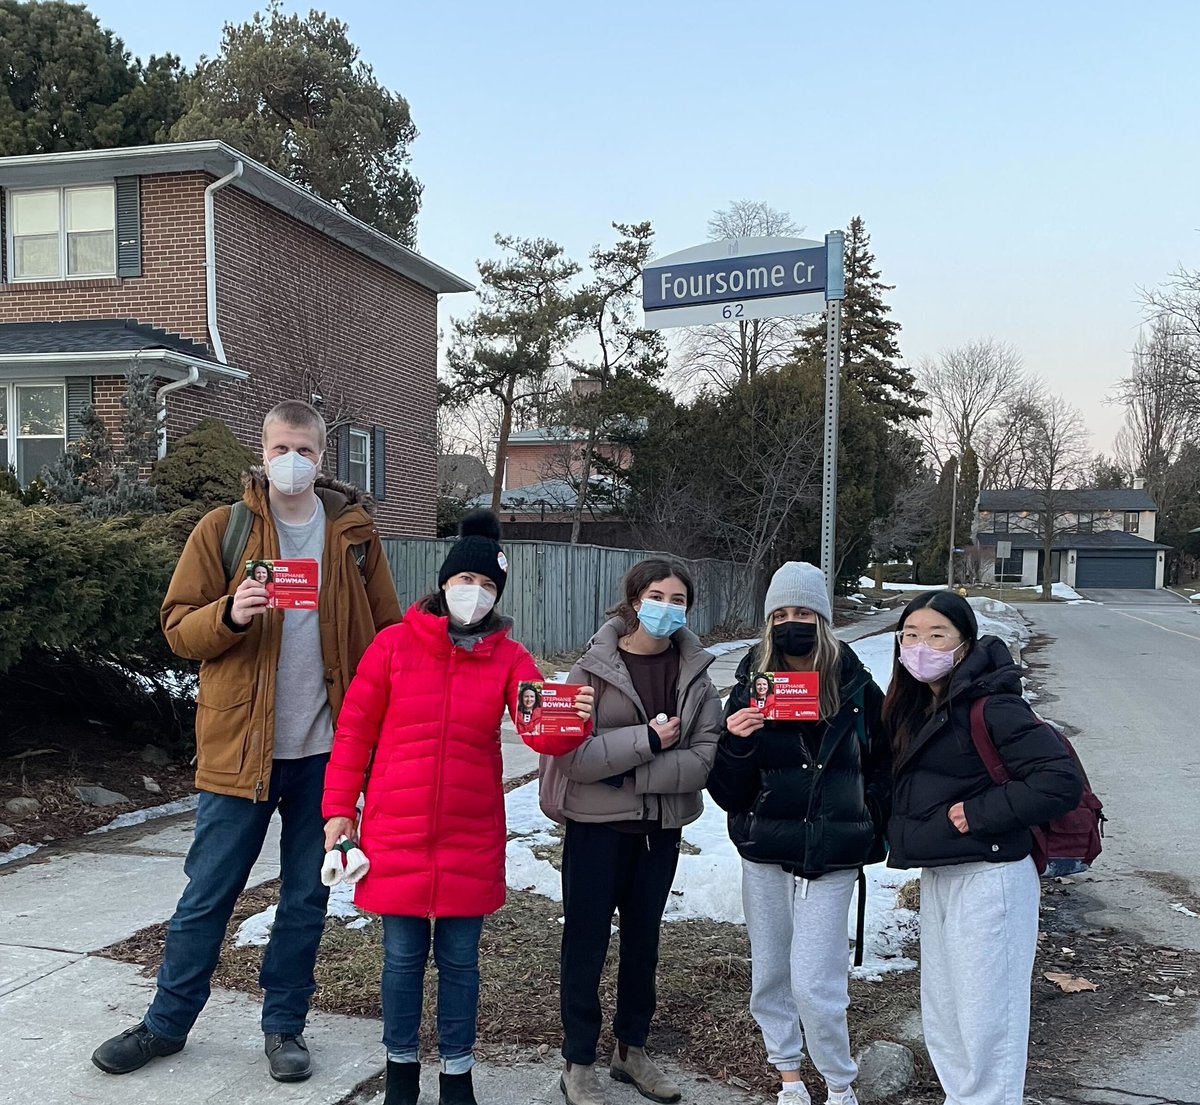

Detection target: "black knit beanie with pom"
[437, 509, 509, 599]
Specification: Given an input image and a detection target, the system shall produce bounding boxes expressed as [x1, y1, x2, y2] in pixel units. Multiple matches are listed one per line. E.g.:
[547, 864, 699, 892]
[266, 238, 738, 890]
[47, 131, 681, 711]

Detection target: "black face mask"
[773, 622, 818, 658]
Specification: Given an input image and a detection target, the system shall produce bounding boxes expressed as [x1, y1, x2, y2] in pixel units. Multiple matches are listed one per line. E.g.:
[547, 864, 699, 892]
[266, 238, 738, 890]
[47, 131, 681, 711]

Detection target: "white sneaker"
[777, 1083, 812, 1105]
[826, 1087, 859, 1105]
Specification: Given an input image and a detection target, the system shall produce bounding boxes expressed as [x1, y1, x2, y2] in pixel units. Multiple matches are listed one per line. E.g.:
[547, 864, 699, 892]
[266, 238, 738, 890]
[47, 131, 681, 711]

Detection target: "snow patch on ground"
[859, 577, 941, 593]
[235, 874, 365, 947]
[0, 843, 41, 866]
[706, 638, 761, 657]
[87, 795, 201, 834]
[1019, 582, 1094, 604]
[503, 780, 919, 978]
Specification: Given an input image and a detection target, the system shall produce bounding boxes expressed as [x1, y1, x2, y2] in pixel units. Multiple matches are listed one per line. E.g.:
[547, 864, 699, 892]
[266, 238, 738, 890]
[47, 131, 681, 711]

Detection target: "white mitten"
[322, 836, 370, 887]
[341, 840, 370, 885]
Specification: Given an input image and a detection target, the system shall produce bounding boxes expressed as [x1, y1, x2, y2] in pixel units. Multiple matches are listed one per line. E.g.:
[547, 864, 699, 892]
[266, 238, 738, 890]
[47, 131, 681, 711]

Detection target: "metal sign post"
[819, 231, 845, 609]
[996, 539, 1012, 604]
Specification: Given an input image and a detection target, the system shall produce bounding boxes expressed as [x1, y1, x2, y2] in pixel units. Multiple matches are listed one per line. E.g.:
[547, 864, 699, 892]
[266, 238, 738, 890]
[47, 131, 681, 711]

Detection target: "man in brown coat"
[92, 400, 401, 1083]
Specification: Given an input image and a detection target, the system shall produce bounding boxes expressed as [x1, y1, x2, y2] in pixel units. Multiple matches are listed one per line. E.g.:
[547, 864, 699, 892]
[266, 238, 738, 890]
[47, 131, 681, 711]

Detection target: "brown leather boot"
[609, 1043, 681, 1103]
[561, 1060, 607, 1105]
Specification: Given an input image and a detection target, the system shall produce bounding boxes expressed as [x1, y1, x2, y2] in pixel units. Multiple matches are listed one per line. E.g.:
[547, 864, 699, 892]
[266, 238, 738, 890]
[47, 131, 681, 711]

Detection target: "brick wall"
[165, 184, 439, 537]
[0, 173, 208, 341]
[506, 440, 628, 490]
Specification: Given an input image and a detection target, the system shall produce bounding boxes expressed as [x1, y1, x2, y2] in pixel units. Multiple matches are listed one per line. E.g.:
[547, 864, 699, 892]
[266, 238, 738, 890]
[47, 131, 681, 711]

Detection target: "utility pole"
[947, 456, 959, 589]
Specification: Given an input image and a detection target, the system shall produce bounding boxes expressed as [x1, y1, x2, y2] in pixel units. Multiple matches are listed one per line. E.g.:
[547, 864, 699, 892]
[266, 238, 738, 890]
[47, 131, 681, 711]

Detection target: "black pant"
[559, 819, 682, 1064]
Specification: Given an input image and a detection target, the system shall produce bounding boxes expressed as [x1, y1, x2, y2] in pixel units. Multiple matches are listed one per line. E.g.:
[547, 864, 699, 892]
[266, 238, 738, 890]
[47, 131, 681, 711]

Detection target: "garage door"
[1074, 552, 1157, 589]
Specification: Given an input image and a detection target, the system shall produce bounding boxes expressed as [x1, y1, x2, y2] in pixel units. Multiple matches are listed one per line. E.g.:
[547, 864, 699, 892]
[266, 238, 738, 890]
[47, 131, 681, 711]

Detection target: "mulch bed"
[0, 724, 196, 852]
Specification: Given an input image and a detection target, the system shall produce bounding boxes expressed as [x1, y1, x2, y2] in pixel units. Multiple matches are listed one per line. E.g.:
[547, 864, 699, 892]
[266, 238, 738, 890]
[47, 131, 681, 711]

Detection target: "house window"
[989, 512, 1012, 533]
[994, 552, 1023, 583]
[7, 185, 116, 281]
[1124, 511, 1140, 534]
[3, 383, 67, 484]
[348, 428, 371, 491]
[1076, 512, 1095, 535]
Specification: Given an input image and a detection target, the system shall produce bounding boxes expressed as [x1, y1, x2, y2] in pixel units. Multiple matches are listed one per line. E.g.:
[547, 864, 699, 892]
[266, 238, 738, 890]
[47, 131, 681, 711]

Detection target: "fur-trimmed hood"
[243, 468, 378, 519]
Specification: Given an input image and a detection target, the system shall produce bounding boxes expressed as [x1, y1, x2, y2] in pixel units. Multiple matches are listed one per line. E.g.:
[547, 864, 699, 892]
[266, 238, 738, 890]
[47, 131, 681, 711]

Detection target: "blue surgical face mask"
[637, 598, 687, 639]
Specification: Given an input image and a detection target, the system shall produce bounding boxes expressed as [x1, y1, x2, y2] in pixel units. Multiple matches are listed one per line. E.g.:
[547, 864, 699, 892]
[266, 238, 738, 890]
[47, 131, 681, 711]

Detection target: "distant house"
[437, 454, 491, 500]
[974, 480, 1168, 590]
[0, 140, 470, 535]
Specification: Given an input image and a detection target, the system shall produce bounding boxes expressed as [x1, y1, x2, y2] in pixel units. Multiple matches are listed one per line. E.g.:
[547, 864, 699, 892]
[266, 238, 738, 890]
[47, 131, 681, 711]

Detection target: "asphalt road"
[1025, 595, 1200, 1105]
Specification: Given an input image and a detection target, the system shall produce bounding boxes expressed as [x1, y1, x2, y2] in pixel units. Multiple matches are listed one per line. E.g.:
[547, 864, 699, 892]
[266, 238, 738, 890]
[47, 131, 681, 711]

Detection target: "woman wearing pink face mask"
[882, 591, 1081, 1105]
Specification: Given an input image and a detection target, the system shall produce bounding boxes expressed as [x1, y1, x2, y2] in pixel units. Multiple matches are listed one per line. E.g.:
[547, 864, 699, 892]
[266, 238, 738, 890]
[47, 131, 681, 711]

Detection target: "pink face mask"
[899, 641, 964, 684]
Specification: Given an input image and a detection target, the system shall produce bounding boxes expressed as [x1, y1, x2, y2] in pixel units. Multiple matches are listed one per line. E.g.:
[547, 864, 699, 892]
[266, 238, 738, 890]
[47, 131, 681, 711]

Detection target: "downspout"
[155, 159, 243, 459]
[155, 364, 200, 459]
[204, 159, 243, 365]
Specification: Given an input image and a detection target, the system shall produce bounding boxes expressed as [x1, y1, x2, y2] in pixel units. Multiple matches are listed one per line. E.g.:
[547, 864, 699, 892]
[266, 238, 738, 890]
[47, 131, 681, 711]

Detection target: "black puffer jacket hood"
[706, 642, 893, 878]
[886, 634, 1082, 870]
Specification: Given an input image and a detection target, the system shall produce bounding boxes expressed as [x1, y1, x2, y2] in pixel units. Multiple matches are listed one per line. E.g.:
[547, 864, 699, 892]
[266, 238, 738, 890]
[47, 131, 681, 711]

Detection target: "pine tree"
[799, 216, 926, 424]
[150, 418, 259, 512]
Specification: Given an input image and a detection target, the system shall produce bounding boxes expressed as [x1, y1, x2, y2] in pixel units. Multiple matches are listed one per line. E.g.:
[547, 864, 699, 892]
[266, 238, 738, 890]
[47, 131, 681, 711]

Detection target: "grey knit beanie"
[763, 561, 831, 623]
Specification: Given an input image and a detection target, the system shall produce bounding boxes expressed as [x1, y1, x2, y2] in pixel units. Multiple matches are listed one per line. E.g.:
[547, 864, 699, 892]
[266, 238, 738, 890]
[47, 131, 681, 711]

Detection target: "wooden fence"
[382, 538, 758, 657]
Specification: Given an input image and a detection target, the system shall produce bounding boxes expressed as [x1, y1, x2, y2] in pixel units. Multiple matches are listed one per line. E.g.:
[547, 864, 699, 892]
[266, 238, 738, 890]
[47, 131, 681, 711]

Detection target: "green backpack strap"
[221, 501, 254, 584]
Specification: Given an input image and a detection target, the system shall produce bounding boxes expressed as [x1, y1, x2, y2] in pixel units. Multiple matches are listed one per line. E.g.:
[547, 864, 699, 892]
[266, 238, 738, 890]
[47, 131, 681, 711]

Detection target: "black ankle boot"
[384, 1060, 421, 1105]
[439, 1069, 479, 1105]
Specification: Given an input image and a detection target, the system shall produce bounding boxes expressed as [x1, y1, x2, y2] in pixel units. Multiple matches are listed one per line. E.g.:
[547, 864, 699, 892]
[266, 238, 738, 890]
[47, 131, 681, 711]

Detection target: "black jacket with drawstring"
[706, 644, 892, 878]
[886, 635, 1083, 870]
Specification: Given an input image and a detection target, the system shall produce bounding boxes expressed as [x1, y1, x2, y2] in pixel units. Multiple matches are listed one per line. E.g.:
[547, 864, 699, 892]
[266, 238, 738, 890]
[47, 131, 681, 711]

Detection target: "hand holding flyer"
[245, 559, 319, 610]
[515, 680, 593, 755]
[750, 671, 820, 722]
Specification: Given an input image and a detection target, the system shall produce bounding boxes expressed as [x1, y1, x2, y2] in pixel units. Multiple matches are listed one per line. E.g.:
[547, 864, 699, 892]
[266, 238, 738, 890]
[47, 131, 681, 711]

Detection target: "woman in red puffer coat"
[322, 511, 593, 1105]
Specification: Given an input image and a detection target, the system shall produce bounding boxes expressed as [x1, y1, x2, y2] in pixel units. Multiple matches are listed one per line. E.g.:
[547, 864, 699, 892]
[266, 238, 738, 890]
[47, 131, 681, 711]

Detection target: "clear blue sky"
[89, 0, 1200, 452]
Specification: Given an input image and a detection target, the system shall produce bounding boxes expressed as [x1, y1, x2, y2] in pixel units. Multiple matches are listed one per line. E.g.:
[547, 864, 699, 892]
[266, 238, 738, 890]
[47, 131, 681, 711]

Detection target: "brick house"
[0, 140, 469, 535]
[974, 480, 1168, 590]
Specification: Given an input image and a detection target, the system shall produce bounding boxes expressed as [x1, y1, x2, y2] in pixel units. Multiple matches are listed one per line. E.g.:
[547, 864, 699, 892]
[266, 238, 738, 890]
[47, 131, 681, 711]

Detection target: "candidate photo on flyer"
[517, 681, 542, 725]
[751, 672, 775, 713]
[248, 560, 274, 585]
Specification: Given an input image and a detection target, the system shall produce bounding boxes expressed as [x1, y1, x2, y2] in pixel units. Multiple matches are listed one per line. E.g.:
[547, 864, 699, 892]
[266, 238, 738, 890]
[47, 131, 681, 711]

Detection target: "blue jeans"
[144, 754, 331, 1041]
[382, 915, 484, 1074]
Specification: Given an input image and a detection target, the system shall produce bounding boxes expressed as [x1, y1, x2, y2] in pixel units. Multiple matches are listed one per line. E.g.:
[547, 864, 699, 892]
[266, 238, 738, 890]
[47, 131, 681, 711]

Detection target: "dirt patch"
[1134, 870, 1200, 916]
[1, 726, 196, 852]
[1028, 878, 1200, 1094]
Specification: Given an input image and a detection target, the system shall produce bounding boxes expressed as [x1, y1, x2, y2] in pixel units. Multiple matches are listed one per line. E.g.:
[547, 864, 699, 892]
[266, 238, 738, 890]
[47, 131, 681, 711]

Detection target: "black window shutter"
[335, 424, 350, 482]
[66, 377, 94, 442]
[372, 426, 387, 501]
[115, 177, 141, 278]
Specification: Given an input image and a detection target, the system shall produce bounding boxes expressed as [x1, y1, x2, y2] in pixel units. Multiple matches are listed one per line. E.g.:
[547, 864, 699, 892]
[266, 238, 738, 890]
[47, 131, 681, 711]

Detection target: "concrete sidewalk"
[0, 739, 769, 1105]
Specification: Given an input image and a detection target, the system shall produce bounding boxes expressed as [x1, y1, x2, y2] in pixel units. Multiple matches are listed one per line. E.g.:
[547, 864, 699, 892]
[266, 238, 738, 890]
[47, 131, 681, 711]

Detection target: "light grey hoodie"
[538, 617, 723, 828]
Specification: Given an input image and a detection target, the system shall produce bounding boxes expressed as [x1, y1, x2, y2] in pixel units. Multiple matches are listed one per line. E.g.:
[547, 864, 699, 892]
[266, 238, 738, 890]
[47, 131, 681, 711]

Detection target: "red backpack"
[968, 697, 1105, 875]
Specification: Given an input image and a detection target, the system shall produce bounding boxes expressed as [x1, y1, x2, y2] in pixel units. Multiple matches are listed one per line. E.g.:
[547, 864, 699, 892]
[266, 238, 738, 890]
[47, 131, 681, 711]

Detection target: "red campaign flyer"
[515, 681, 593, 743]
[750, 671, 820, 722]
[246, 559, 320, 610]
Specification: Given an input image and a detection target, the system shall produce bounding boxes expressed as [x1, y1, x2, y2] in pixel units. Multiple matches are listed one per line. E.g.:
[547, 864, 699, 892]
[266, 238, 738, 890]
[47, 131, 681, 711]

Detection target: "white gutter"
[0, 350, 248, 379]
[204, 159, 244, 365]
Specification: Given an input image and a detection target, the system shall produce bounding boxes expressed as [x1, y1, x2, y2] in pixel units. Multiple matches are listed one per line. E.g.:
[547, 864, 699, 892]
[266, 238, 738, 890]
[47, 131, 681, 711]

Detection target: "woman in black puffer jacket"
[883, 590, 1082, 1105]
[707, 562, 891, 1105]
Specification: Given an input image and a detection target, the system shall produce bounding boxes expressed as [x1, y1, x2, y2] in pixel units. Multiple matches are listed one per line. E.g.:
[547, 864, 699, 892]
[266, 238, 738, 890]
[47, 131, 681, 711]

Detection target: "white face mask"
[267, 451, 319, 496]
[445, 584, 496, 626]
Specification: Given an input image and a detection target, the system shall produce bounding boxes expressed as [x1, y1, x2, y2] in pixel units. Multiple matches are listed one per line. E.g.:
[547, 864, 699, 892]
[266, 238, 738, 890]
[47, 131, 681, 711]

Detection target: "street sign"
[996, 540, 1013, 560]
[642, 236, 828, 330]
[640, 230, 846, 606]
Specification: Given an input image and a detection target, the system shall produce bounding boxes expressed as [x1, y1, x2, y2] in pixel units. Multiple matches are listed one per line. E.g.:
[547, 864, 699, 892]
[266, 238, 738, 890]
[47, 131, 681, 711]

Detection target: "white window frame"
[5, 184, 117, 283]
[3, 379, 68, 485]
[1124, 511, 1140, 534]
[348, 428, 372, 491]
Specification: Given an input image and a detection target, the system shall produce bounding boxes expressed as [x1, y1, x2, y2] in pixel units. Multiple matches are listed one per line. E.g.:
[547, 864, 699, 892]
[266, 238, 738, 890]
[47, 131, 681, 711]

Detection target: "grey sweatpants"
[741, 859, 858, 1087]
[920, 858, 1040, 1105]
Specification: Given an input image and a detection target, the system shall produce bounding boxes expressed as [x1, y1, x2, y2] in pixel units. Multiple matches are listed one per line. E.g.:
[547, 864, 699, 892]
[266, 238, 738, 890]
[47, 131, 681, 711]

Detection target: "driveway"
[1078, 587, 1191, 605]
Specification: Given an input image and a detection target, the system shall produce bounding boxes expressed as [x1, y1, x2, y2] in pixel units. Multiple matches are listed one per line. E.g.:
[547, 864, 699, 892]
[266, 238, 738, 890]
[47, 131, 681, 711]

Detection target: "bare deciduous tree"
[670, 201, 810, 394]
[1015, 393, 1092, 600]
[916, 339, 1027, 468]
[1110, 318, 1198, 505]
[1141, 267, 1200, 413]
